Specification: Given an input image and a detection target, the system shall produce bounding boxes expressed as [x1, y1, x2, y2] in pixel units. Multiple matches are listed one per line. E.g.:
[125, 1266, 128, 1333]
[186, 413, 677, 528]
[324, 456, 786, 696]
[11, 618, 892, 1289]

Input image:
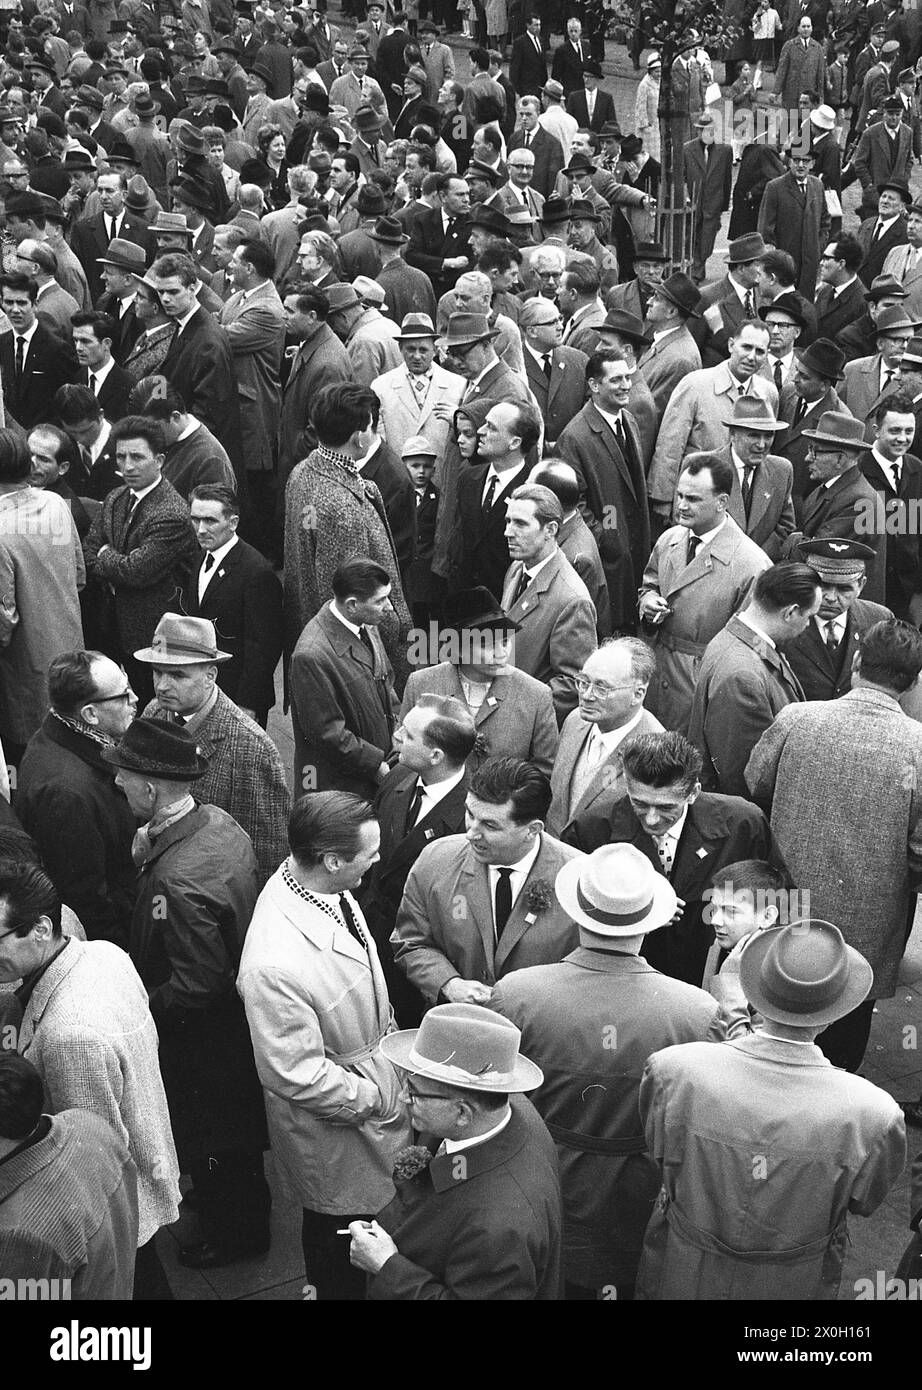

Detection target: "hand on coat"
[668, 897, 686, 926]
[442, 977, 493, 1004]
[348, 1220, 398, 1274]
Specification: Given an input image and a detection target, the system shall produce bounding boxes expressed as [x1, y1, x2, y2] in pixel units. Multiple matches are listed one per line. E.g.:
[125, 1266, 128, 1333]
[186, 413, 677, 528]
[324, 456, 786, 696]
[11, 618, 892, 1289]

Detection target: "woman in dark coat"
[728, 137, 786, 238]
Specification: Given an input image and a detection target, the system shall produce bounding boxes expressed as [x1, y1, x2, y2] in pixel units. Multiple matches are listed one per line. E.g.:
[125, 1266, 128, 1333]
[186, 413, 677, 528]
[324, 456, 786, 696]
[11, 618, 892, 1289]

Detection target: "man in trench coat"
[635, 920, 905, 1301]
[758, 155, 830, 301]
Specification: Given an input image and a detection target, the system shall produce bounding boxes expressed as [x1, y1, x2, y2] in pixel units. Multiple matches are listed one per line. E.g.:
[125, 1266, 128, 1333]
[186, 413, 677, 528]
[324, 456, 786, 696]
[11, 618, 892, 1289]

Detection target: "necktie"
[524, 130, 532, 147]
[891, 460, 902, 492]
[105, 215, 114, 242]
[513, 566, 531, 604]
[704, 142, 710, 166]
[338, 893, 367, 952]
[655, 834, 674, 876]
[411, 374, 428, 400]
[773, 359, 783, 393]
[128, 492, 141, 516]
[745, 289, 756, 318]
[482, 473, 498, 515]
[493, 867, 513, 941]
[359, 626, 374, 656]
[686, 533, 701, 566]
[14, 335, 25, 376]
[203, 552, 215, 574]
[874, 221, 884, 242]
[89, 372, 98, 395]
[404, 780, 424, 833]
[741, 464, 756, 516]
[541, 354, 552, 381]
[172, 712, 187, 726]
[793, 395, 808, 425]
[613, 415, 627, 453]
[824, 620, 840, 651]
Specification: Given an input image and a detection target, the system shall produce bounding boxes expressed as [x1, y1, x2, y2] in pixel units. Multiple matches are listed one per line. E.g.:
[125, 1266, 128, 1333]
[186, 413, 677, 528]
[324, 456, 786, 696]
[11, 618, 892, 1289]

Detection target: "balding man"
[437, 270, 526, 379]
[13, 238, 79, 339]
[547, 638, 664, 839]
[531, 460, 609, 636]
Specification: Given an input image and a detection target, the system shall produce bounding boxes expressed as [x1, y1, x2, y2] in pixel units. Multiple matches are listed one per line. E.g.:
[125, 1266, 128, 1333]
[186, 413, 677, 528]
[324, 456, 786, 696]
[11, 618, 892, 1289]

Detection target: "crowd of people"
[0, 0, 920, 1306]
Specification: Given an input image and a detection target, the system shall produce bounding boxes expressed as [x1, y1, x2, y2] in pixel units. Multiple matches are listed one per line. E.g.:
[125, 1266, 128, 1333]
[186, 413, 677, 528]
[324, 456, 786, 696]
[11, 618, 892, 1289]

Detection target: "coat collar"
[265, 866, 371, 969]
[725, 1031, 833, 1068]
[562, 946, 659, 975]
[40, 712, 114, 774]
[139, 803, 209, 868]
[426, 1098, 530, 1192]
[17, 937, 83, 1042]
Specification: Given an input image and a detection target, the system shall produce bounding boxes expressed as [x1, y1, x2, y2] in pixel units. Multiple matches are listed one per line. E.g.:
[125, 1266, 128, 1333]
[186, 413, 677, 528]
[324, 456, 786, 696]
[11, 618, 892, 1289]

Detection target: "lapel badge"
[424, 828, 435, 839]
[696, 847, 709, 860]
[487, 696, 497, 706]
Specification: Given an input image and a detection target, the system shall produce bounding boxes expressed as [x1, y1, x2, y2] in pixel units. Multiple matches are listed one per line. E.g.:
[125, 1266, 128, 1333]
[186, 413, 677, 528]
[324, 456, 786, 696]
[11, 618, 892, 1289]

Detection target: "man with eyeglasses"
[546, 638, 663, 840]
[841, 305, 922, 440]
[349, 1002, 562, 1300]
[495, 147, 545, 221]
[17, 650, 138, 947]
[519, 297, 587, 452]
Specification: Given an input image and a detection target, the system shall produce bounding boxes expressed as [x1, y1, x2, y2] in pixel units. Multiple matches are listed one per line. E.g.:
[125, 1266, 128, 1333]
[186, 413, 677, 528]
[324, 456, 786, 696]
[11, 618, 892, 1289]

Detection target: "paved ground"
[150, 26, 922, 1299]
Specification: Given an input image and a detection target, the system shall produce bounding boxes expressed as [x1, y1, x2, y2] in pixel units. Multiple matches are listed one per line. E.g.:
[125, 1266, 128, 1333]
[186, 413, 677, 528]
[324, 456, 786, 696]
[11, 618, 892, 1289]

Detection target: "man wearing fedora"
[371, 217, 439, 324]
[594, 311, 659, 470]
[239, 790, 412, 1300]
[492, 843, 722, 1298]
[758, 291, 809, 396]
[93, 238, 146, 364]
[783, 537, 892, 700]
[241, 61, 274, 146]
[330, 45, 389, 123]
[69, 171, 148, 305]
[690, 396, 795, 559]
[841, 305, 922, 439]
[693, 231, 767, 368]
[636, 270, 704, 419]
[399, 587, 558, 775]
[136, 612, 289, 886]
[635, 919, 905, 1299]
[683, 113, 733, 285]
[639, 453, 772, 734]
[566, 61, 616, 133]
[785, 412, 885, 576]
[758, 144, 829, 301]
[882, 199, 922, 318]
[350, 106, 390, 184]
[777, 338, 852, 515]
[689, 561, 821, 797]
[372, 312, 464, 461]
[858, 180, 911, 286]
[392, 756, 580, 1005]
[104, 716, 272, 1271]
[326, 281, 402, 388]
[648, 320, 779, 524]
[839, 271, 912, 363]
[349, 1002, 562, 1299]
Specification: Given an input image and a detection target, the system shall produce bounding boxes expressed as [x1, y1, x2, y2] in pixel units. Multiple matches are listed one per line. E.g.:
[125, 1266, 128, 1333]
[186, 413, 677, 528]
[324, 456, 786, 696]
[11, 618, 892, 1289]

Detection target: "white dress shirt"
[487, 835, 541, 935]
[198, 534, 238, 602]
[407, 764, 467, 829]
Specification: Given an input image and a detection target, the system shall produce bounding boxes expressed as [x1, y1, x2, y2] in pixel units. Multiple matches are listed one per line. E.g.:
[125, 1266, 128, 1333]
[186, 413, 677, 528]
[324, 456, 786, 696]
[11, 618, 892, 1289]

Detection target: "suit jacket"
[95, 295, 144, 364]
[567, 792, 778, 987]
[218, 279, 285, 475]
[547, 706, 664, 840]
[688, 615, 806, 797]
[638, 325, 702, 419]
[371, 1094, 563, 1301]
[278, 324, 355, 481]
[757, 172, 829, 299]
[859, 447, 922, 616]
[841, 352, 909, 440]
[79, 361, 132, 422]
[777, 381, 852, 516]
[509, 32, 548, 96]
[854, 122, 914, 196]
[83, 476, 196, 660]
[160, 306, 243, 473]
[290, 601, 398, 800]
[858, 212, 909, 286]
[406, 206, 474, 298]
[813, 277, 869, 343]
[789, 463, 886, 602]
[506, 126, 564, 201]
[392, 831, 582, 1000]
[0, 323, 78, 430]
[181, 538, 283, 717]
[372, 360, 466, 462]
[453, 460, 530, 603]
[566, 87, 617, 132]
[882, 241, 922, 318]
[785, 598, 894, 701]
[683, 139, 733, 220]
[690, 274, 751, 368]
[523, 343, 587, 448]
[552, 38, 592, 95]
[557, 509, 611, 639]
[696, 446, 796, 559]
[640, 515, 772, 734]
[69, 212, 149, 303]
[557, 402, 651, 631]
[375, 257, 438, 327]
[501, 547, 599, 724]
[362, 439, 417, 576]
[400, 663, 558, 777]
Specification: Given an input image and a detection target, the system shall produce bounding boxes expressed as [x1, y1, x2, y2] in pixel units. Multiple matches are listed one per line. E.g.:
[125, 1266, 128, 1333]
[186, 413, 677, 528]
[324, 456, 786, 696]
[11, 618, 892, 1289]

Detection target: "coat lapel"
[494, 835, 549, 969]
[458, 849, 496, 970]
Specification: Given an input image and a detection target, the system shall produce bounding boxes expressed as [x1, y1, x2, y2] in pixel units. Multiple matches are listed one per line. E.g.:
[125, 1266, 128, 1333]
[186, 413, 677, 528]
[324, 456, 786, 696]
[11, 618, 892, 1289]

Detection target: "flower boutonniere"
[472, 731, 490, 760]
[524, 879, 554, 924]
[392, 1145, 433, 1185]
